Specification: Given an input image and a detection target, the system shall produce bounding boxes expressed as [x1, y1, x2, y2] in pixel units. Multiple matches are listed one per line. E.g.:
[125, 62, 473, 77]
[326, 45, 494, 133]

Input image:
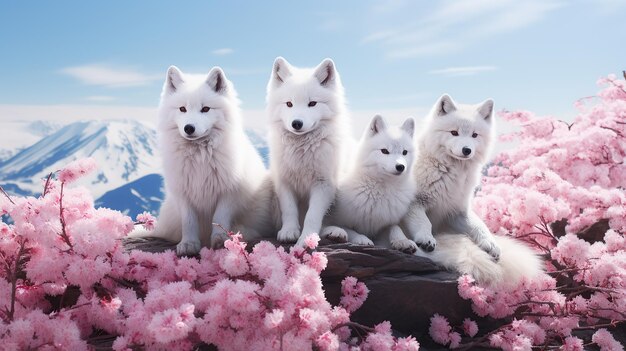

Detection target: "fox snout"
[184, 124, 195, 136]
[291, 119, 304, 131]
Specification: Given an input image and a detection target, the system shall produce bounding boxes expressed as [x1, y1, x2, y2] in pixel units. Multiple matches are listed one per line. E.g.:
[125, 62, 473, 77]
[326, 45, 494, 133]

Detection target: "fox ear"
[165, 66, 184, 93]
[401, 117, 415, 137]
[369, 115, 387, 136]
[271, 57, 292, 86]
[436, 94, 456, 116]
[478, 99, 494, 121]
[314, 58, 337, 87]
[207, 67, 228, 94]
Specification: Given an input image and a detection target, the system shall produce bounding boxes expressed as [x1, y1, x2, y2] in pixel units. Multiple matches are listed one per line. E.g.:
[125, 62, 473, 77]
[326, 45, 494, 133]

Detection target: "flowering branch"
[0, 185, 15, 205]
[58, 182, 73, 250]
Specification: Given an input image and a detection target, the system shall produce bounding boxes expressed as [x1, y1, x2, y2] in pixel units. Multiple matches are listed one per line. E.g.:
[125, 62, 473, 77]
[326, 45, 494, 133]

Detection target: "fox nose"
[462, 147, 472, 156]
[292, 119, 303, 131]
[184, 124, 195, 135]
[396, 164, 405, 172]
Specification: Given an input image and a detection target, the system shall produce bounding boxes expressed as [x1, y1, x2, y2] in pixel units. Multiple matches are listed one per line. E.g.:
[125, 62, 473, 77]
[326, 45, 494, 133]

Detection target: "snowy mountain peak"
[0, 119, 160, 198]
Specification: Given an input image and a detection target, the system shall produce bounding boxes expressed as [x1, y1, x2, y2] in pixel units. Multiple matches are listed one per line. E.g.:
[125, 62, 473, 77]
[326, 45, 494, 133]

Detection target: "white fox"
[130, 66, 267, 256]
[321, 115, 418, 254]
[266, 57, 350, 247]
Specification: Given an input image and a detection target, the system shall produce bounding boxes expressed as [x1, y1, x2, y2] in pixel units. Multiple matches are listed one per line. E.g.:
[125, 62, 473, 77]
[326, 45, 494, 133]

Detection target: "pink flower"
[563, 336, 584, 351]
[304, 233, 320, 249]
[592, 329, 624, 351]
[147, 304, 196, 344]
[316, 331, 340, 351]
[428, 314, 451, 345]
[58, 158, 98, 183]
[340, 276, 369, 313]
[462, 318, 478, 337]
[136, 212, 156, 231]
[263, 309, 284, 329]
[393, 336, 420, 351]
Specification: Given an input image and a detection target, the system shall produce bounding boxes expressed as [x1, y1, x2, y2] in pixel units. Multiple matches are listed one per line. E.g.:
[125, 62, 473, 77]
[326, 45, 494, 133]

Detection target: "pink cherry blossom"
[57, 158, 97, 184]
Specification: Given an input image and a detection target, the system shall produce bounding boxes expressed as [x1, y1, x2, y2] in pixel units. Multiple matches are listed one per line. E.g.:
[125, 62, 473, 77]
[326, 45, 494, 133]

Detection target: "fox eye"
[286, 101, 293, 108]
[308, 101, 317, 107]
[402, 150, 408, 155]
[179, 106, 187, 113]
[381, 149, 389, 154]
[450, 131, 459, 136]
[201, 106, 210, 113]
[472, 132, 478, 138]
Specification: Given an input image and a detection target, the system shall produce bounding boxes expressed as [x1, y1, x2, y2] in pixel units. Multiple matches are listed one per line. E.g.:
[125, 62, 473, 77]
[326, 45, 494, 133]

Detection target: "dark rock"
[317, 243, 473, 337]
[577, 218, 610, 244]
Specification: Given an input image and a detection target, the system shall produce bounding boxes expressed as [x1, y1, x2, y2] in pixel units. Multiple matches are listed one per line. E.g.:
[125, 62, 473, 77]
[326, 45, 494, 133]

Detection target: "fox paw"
[480, 239, 501, 261]
[176, 240, 201, 257]
[416, 238, 437, 252]
[320, 226, 348, 242]
[352, 236, 374, 246]
[210, 231, 229, 249]
[278, 226, 301, 243]
[391, 238, 418, 254]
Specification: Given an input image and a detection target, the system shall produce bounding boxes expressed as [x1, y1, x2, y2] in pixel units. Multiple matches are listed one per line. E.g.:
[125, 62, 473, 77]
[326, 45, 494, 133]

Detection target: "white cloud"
[212, 48, 234, 55]
[0, 104, 157, 124]
[363, 0, 563, 58]
[429, 66, 498, 77]
[85, 95, 116, 102]
[61, 64, 160, 87]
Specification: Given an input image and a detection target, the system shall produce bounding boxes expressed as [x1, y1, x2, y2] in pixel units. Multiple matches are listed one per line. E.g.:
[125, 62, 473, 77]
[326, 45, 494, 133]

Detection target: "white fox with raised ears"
[321, 115, 419, 253]
[266, 57, 351, 247]
[402, 94, 501, 258]
[130, 66, 267, 256]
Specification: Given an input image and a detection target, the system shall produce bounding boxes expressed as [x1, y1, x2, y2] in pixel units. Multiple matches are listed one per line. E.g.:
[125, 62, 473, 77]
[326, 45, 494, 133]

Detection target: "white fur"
[322, 116, 418, 253]
[402, 94, 501, 258]
[400, 94, 542, 285]
[419, 234, 544, 287]
[267, 57, 351, 247]
[129, 66, 267, 256]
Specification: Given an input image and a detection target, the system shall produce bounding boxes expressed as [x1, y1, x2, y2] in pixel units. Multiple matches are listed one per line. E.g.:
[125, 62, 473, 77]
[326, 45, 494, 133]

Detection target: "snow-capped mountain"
[0, 121, 62, 162]
[95, 173, 164, 218]
[0, 119, 160, 198]
[0, 119, 269, 217]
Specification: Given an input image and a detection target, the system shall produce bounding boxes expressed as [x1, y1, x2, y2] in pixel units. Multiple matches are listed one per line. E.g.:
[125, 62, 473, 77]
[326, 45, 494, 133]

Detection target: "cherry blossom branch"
[7, 239, 27, 322]
[572, 321, 624, 331]
[0, 185, 15, 205]
[42, 172, 54, 197]
[58, 183, 73, 250]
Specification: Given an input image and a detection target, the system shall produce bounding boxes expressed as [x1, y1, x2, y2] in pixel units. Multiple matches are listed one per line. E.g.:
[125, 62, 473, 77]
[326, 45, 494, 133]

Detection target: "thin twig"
[573, 320, 624, 331]
[42, 172, 54, 197]
[0, 185, 15, 205]
[331, 321, 375, 334]
[8, 239, 27, 322]
[58, 183, 73, 250]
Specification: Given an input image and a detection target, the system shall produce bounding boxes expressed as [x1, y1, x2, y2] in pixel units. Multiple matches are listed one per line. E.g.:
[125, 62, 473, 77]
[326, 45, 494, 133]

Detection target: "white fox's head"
[266, 57, 345, 135]
[159, 65, 238, 141]
[422, 94, 495, 162]
[357, 115, 415, 178]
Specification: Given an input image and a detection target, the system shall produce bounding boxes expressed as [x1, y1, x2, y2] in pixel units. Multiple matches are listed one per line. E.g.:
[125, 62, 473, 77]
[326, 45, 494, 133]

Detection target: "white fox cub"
[267, 57, 350, 247]
[402, 94, 501, 259]
[321, 115, 418, 253]
[129, 66, 267, 256]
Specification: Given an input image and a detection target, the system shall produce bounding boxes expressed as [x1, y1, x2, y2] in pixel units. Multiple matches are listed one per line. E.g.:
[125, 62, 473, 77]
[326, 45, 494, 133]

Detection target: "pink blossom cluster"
[0, 164, 419, 350]
[428, 75, 626, 349]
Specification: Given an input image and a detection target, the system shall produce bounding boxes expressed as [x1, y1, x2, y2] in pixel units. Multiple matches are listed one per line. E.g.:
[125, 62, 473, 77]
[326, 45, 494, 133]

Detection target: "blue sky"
[0, 0, 624, 131]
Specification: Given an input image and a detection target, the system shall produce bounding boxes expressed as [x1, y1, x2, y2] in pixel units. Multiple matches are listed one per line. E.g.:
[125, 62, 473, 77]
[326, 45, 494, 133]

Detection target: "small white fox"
[321, 115, 419, 253]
